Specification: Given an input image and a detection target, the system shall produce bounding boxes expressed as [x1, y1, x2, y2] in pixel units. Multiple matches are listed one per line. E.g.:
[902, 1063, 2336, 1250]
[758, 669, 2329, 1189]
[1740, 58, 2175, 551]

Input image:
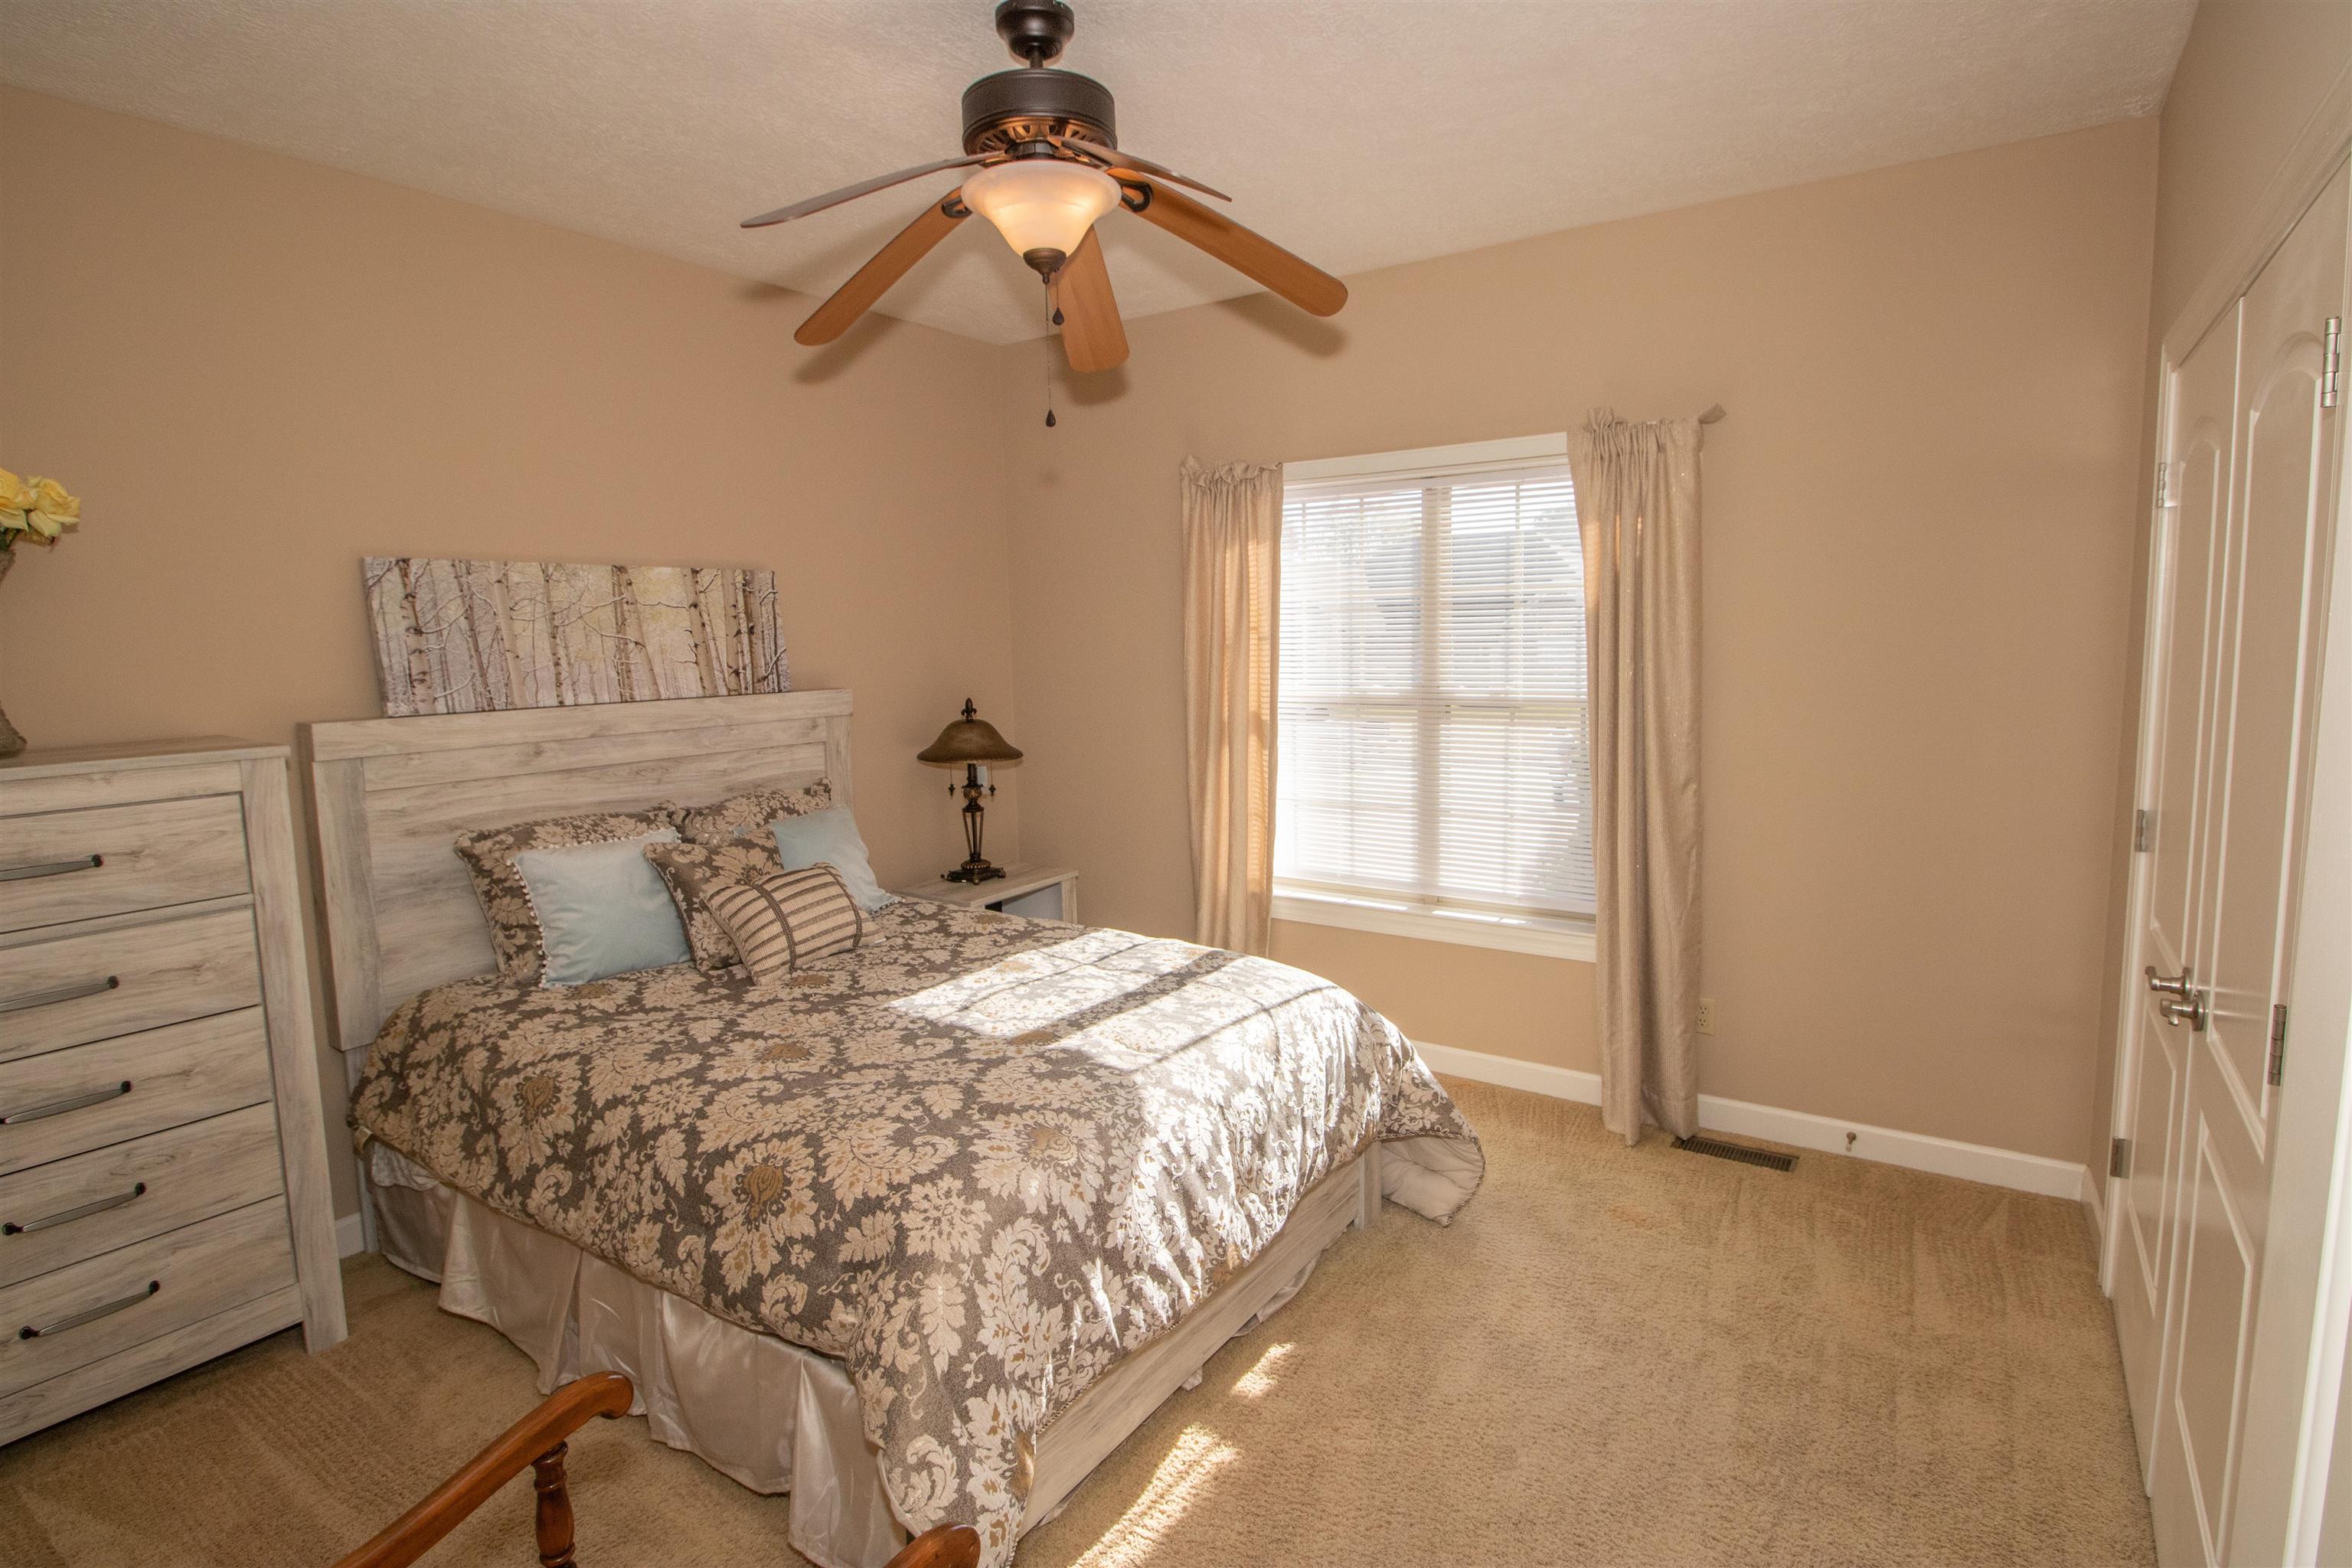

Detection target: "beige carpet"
[0, 1079, 2154, 1566]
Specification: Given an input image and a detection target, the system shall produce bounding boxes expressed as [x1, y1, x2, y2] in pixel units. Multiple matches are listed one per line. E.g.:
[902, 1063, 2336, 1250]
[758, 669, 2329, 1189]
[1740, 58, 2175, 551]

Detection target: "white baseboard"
[1413, 1040, 2090, 1201]
[1414, 1041, 1606, 1105]
[2080, 1165, 2109, 1245]
[336, 1210, 365, 1259]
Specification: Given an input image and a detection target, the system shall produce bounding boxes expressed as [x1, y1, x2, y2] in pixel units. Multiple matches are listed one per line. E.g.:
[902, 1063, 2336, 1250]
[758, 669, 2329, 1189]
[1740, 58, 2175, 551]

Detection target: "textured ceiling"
[0, 1, 2195, 344]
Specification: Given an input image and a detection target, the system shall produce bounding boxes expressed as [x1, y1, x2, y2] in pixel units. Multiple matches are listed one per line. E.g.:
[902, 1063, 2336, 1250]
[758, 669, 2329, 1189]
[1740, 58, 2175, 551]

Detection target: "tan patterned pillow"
[644, 836, 788, 975]
[678, 779, 834, 844]
[704, 865, 867, 981]
[453, 805, 681, 984]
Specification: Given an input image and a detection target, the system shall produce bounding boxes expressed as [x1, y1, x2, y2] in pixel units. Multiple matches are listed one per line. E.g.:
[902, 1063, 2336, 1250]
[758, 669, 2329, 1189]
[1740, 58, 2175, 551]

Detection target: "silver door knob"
[2160, 991, 2209, 1031]
[2146, 965, 2194, 998]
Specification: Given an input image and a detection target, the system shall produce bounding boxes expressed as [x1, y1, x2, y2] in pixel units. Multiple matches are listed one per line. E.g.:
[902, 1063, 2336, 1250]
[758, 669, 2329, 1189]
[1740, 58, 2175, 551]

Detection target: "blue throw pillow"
[514, 828, 692, 985]
[770, 808, 893, 911]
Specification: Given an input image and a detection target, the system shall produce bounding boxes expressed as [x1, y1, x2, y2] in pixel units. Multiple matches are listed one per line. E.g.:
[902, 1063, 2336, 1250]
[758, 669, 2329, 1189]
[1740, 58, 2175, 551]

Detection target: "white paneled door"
[2114, 166, 2348, 1565]
[2115, 293, 2239, 1475]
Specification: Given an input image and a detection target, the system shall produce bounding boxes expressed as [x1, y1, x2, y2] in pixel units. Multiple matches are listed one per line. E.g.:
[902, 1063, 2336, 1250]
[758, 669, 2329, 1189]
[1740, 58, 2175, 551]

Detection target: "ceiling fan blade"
[1047, 135, 1230, 202]
[1054, 228, 1129, 373]
[795, 194, 968, 346]
[743, 154, 990, 227]
[1123, 178, 1347, 318]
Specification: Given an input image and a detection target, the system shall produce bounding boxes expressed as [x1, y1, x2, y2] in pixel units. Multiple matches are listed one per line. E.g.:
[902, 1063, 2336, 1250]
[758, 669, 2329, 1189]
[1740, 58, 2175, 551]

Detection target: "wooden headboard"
[301, 690, 853, 1067]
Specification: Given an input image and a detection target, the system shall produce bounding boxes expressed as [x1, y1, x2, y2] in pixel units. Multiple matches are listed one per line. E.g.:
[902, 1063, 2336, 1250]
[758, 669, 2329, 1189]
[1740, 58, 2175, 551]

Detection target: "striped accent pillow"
[702, 864, 867, 980]
[644, 837, 787, 975]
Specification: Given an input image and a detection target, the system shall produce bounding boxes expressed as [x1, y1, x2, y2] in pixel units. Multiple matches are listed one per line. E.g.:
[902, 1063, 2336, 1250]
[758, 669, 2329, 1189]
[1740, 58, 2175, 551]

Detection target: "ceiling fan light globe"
[962, 160, 1119, 267]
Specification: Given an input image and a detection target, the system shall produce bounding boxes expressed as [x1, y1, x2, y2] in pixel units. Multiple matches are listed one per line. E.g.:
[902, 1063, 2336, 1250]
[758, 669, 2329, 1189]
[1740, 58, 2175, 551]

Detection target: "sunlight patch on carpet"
[1069, 1424, 1240, 1564]
[1230, 1342, 1296, 1400]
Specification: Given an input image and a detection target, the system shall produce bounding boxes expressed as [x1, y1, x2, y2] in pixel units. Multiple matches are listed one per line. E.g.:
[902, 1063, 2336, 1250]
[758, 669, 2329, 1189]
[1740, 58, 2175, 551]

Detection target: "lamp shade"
[961, 158, 1120, 267]
[918, 699, 1024, 766]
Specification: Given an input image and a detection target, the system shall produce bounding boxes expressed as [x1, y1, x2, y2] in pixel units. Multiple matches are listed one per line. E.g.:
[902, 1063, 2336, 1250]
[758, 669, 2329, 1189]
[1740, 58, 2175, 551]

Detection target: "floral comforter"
[351, 898, 1482, 1561]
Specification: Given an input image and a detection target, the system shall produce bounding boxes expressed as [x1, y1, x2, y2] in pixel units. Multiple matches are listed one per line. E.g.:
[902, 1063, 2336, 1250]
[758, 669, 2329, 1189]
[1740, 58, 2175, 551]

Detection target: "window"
[1274, 435, 1595, 958]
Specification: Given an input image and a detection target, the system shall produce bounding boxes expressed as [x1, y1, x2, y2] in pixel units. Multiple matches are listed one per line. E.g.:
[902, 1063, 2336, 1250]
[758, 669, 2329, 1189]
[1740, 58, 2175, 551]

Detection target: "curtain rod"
[1697, 403, 1726, 425]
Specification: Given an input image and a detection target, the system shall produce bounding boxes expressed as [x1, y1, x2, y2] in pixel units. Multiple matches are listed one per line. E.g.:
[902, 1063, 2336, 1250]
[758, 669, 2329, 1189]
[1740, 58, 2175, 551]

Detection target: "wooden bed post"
[1354, 1140, 1382, 1230]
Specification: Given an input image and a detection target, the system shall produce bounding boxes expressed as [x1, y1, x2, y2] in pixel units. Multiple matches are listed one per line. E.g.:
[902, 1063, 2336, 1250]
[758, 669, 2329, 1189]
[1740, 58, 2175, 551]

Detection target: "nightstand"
[898, 864, 1078, 923]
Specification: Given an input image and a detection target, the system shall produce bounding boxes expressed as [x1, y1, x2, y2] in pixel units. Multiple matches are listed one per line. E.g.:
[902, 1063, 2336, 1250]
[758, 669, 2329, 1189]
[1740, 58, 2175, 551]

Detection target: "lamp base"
[942, 758, 1006, 885]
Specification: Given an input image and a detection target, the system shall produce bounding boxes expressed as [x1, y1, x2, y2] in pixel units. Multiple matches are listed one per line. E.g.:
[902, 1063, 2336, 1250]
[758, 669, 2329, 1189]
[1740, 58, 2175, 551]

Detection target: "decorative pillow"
[769, 807, 893, 911]
[704, 864, 867, 982]
[514, 830, 691, 986]
[454, 805, 680, 983]
[644, 835, 788, 975]
[679, 779, 833, 844]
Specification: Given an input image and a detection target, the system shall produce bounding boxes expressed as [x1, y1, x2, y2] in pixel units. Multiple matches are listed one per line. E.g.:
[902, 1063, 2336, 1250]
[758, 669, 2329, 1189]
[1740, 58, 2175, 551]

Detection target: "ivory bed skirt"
[364, 1142, 1319, 1568]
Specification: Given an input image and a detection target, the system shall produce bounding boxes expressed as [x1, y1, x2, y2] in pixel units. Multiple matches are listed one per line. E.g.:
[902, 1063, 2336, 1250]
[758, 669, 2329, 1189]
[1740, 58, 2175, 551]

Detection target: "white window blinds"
[1276, 444, 1595, 920]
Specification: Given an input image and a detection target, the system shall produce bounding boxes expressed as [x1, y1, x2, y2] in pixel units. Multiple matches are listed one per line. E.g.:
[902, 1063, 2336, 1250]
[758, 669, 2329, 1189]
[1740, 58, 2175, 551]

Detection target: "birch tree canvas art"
[363, 557, 788, 717]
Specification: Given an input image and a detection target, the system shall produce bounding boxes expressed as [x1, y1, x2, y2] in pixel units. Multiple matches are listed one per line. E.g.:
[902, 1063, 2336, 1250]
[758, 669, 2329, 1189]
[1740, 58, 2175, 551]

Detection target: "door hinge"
[2111, 1136, 2132, 1178]
[2327, 317, 2343, 410]
[2270, 1004, 2290, 1086]
[2155, 460, 2171, 508]
[2134, 808, 2154, 853]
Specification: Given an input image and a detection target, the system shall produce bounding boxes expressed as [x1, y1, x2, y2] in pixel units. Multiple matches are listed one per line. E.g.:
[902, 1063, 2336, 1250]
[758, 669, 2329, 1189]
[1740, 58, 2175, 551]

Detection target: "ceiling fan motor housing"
[961, 67, 1116, 155]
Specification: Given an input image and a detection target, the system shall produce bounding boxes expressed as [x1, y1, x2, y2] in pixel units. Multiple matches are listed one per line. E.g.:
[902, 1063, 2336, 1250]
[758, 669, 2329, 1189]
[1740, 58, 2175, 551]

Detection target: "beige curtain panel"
[1181, 457, 1283, 955]
[1570, 409, 1704, 1144]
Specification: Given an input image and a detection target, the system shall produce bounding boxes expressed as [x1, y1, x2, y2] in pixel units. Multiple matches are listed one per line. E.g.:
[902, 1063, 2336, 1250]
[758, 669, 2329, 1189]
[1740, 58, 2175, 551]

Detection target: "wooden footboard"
[1023, 1141, 1380, 1531]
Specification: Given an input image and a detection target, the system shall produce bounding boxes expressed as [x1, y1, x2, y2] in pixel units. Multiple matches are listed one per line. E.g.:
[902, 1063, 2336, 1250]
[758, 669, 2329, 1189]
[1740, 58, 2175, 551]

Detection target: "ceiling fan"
[742, 0, 1348, 372]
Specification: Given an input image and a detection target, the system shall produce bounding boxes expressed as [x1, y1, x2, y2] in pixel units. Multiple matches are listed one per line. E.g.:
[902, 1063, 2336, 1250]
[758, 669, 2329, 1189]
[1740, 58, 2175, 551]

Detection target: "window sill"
[1271, 890, 1596, 963]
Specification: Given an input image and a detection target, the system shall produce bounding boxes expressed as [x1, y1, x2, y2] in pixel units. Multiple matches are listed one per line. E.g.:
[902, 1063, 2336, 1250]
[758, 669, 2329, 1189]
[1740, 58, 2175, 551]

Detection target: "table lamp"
[917, 698, 1024, 883]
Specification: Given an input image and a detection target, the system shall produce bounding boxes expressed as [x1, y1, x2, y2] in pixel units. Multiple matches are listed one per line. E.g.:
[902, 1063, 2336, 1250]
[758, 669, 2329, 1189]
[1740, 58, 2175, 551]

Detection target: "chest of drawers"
[0, 740, 345, 1443]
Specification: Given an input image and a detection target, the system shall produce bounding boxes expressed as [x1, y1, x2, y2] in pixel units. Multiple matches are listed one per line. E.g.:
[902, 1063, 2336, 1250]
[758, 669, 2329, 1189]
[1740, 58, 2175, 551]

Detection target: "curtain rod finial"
[1697, 403, 1726, 425]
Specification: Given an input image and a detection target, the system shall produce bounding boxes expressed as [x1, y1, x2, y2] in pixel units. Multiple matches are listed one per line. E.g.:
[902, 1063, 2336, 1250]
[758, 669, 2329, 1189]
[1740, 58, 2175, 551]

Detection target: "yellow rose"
[26, 477, 80, 538]
[0, 472, 80, 542]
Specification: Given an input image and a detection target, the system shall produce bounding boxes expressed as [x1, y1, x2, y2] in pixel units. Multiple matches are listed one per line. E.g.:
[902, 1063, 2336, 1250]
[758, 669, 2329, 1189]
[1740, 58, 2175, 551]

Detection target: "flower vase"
[0, 551, 21, 757]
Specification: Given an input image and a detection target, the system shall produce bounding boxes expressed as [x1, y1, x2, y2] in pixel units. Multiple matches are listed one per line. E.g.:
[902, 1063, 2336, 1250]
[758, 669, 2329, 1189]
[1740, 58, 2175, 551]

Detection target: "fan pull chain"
[1044, 295, 1058, 428]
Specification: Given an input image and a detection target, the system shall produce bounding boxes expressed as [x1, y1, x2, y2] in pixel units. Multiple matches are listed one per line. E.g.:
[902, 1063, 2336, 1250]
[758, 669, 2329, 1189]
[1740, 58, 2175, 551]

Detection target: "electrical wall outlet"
[1697, 997, 1717, 1035]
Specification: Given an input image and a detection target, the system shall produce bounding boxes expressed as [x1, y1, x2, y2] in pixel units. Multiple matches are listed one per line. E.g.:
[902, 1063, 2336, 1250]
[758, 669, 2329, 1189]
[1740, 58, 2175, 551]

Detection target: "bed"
[302, 690, 1482, 1566]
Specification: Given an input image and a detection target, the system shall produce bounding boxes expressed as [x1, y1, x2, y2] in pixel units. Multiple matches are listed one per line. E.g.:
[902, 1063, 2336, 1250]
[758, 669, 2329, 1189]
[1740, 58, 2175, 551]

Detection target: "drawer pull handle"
[0, 975, 121, 1014]
[4, 1182, 146, 1236]
[19, 1279, 159, 1340]
[0, 854, 103, 883]
[0, 1080, 133, 1125]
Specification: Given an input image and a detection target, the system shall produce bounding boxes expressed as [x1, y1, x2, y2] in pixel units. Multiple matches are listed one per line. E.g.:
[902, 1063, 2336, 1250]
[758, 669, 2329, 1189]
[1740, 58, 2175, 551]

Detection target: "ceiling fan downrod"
[994, 0, 1075, 68]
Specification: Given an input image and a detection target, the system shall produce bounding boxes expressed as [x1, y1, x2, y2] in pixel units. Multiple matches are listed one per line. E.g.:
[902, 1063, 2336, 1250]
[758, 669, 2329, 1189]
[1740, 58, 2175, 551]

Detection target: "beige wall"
[1004, 121, 2159, 1163]
[0, 90, 1021, 1216]
[1269, 921, 1593, 1073]
[2152, 0, 2352, 338]
[0, 86, 2177, 1191]
[2088, 0, 2352, 1181]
